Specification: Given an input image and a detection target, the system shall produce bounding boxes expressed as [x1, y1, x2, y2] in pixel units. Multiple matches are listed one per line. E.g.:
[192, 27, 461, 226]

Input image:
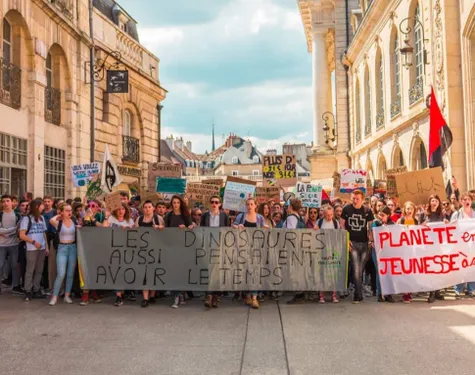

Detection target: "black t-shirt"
[244, 220, 257, 228]
[341, 205, 374, 243]
[165, 212, 192, 228]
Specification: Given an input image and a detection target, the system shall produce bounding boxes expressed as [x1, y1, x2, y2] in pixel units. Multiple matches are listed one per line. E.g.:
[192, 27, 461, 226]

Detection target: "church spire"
[212, 123, 216, 151]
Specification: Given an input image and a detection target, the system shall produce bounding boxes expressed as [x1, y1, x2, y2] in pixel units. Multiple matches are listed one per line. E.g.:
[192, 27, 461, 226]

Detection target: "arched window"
[413, 139, 428, 170]
[378, 155, 387, 179]
[355, 78, 361, 143]
[123, 110, 131, 137]
[414, 5, 423, 84]
[364, 65, 371, 136]
[390, 28, 401, 118]
[393, 146, 404, 167]
[375, 48, 384, 128]
[2, 19, 11, 63]
[46, 53, 52, 88]
[232, 156, 238, 164]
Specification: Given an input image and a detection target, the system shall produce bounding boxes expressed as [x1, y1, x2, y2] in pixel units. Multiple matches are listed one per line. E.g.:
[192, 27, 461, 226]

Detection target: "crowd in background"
[1, 183, 475, 310]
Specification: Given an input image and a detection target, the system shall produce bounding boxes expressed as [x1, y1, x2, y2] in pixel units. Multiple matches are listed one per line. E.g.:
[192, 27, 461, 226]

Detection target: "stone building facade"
[0, 0, 165, 199]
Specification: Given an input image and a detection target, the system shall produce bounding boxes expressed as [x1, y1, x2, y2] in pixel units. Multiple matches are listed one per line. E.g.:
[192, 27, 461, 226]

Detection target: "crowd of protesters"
[1, 183, 475, 310]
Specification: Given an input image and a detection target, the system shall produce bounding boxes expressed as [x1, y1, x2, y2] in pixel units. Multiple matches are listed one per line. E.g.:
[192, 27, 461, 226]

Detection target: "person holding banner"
[451, 192, 475, 297]
[341, 190, 374, 304]
[201, 196, 229, 308]
[371, 206, 395, 303]
[102, 203, 135, 307]
[48, 204, 79, 306]
[165, 195, 193, 309]
[233, 197, 265, 309]
[136, 200, 164, 308]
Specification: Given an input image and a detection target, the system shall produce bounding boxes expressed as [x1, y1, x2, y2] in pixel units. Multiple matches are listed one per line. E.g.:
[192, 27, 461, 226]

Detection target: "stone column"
[312, 28, 330, 151]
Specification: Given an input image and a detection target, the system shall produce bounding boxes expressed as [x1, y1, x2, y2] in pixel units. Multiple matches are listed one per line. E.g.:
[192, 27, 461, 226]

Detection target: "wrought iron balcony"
[409, 77, 423, 106]
[122, 135, 140, 164]
[0, 58, 21, 110]
[355, 125, 361, 144]
[376, 110, 384, 129]
[391, 95, 401, 118]
[45, 87, 61, 125]
[364, 120, 372, 137]
[47, 0, 74, 20]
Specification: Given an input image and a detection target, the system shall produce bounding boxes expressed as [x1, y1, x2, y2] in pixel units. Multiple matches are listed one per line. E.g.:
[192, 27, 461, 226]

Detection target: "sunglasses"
[211, 201, 220, 205]
[88, 204, 98, 209]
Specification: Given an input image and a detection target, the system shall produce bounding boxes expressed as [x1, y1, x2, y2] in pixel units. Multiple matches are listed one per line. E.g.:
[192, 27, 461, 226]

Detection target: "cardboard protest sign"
[202, 179, 223, 188]
[395, 167, 445, 205]
[105, 191, 122, 212]
[386, 166, 407, 197]
[142, 192, 162, 206]
[255, 186, 280, 203]
[340, 169, 367, 193]
[262, 154, 297, 186]
[147, 163, 182, 191]
[295, 183, 323, 208]
[71, 163, 100, 188]
[155, 177, 187, 194]
[186, 183, 220, 201]
[373, 221, 475, 294]
[223, 176, 256, 212]
[78, 227, 348, 291]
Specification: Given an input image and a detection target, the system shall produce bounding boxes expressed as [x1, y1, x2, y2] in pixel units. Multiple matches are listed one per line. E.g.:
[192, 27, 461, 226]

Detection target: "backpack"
[53, 217, 78, 249]
[138, 214, 159, 227]
[317, 217, 339, 229]
[285, 214, 306, 229]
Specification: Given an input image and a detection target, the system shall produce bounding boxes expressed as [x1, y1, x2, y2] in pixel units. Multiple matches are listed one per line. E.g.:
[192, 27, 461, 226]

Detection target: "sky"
[118, 0, 313, 154]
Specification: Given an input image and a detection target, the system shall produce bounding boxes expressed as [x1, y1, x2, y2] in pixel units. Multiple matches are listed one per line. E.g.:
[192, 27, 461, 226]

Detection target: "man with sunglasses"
[200, 196, 229, 308]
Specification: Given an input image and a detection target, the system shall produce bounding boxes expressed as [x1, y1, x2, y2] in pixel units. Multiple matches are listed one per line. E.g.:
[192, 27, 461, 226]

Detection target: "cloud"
[119, 0, 312, 155]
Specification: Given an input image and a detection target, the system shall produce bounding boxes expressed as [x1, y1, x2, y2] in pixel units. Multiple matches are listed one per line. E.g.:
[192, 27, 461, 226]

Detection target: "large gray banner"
[77, 227, 348, 291]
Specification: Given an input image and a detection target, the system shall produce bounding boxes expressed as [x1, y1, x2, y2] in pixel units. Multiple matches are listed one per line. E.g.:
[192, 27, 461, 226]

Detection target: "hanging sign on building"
[106, 70, 129, 93]
[117, 165, 141, 178]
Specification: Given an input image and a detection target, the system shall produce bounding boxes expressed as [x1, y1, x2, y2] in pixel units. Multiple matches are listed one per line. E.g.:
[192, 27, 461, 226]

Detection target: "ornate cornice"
[297, 0, 335, 53]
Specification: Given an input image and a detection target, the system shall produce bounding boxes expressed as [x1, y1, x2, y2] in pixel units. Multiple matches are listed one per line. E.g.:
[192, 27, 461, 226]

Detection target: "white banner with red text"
[372, 220, 475, 294]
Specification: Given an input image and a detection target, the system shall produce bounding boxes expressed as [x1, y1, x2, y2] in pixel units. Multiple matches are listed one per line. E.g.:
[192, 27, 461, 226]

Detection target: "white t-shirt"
[283, 215, 298, 229]
[108, 216, 134, 228]
[20, 216, 47, 251]
[320, 218, 340, 229]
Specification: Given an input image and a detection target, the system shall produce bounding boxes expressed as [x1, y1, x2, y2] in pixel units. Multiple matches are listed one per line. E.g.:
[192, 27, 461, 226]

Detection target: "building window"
[0, 132, 27, 196]
[414, 5, 423, 84]
[232, 170, 239, 176]
[355, 78, 361, 143]
[44, 145, 65, 199]
[252, 170, 260, 176]
[123, 110, 131, 136]
[376, 48, 384, 128]
[3, 19, 11, 63]
[232, 156, 238, 164]
[364, 65, 372, 136]
[391, 29, 401, 118]
[45, 51, 61, 125]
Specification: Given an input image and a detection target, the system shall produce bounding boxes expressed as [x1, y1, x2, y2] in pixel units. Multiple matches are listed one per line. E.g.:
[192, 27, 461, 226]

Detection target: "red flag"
[322, 189, 330, 202]
[429, 87, 452, 170]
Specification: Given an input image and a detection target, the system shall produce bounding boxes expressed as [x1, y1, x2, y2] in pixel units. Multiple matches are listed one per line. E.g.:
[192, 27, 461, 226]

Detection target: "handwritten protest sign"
[202, 179, 223, 188]
[77, 227, 348, 291]
[86, 179, 105, 201]
[71, 163, 100, 187]
[373, 221, 475, 294]
[255, 186, 280, 203]
[186, 183, 220, 202]
[105, 191, 122, 212]
[155, 177, 187, 194]
[386, 166, 407, 197]
[147, 163, 181, 191]
[222, 176, 256, 212]
[340, 169, 367, 193]
[395, 167, 445, 205]
[374, 180, 387, 195]
[262, 154, 297, 186]
[296, 183, 323, 208]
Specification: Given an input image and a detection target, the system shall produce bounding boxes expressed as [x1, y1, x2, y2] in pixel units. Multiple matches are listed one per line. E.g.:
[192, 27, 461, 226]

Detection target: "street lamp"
[399, 17, 429, 70]
[322, 111, 337, 149]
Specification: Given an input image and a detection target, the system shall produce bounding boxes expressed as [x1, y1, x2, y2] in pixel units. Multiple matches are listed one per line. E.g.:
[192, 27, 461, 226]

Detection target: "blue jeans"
[372, 248, 381, 296]
[454, 282, 475, 294]
[52, 244, 77, 296]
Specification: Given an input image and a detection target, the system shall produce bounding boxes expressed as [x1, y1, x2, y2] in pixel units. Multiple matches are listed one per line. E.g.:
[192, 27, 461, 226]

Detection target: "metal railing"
[0, 58, 21, 110]
[122, 135, 140, 164]
[376, 110, 385, 129]
[364, 120, 372, 137]
[390, 95, 401, 118]
[45, 87, 61, 125]
[409, 77, 423, 106]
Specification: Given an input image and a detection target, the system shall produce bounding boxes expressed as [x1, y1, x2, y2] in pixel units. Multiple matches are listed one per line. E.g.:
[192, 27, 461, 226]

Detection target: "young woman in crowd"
[19, 199, 49, 301]
[165, 195, 193, 309]
[272, 211, 283, 228]
[103, 203, 135, 307]
[306, 207, 319, 229]
[371, 206, 395, 303]
[135, 200, 164, 307]
[73, 203, 85, 226]
[333, 204, 343, 222]
[233, 197, 265, 309]
[258, 202, 274, 228]
[48, 204, 79, 306]
[397, 201, 418, 304]
[191, 208, 202, 227]
[419, 195, 447, 303]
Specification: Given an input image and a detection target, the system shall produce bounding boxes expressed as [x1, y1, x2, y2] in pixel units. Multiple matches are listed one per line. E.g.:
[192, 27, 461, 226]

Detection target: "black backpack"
[285, 214, 306, 229]
[53, 217, 78, 249]
[317, 217, 339, 229]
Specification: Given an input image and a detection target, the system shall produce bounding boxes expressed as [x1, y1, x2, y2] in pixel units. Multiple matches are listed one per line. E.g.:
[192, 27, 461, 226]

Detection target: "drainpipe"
[345, 0, 351, 166]
[89, 0, 95, 163]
